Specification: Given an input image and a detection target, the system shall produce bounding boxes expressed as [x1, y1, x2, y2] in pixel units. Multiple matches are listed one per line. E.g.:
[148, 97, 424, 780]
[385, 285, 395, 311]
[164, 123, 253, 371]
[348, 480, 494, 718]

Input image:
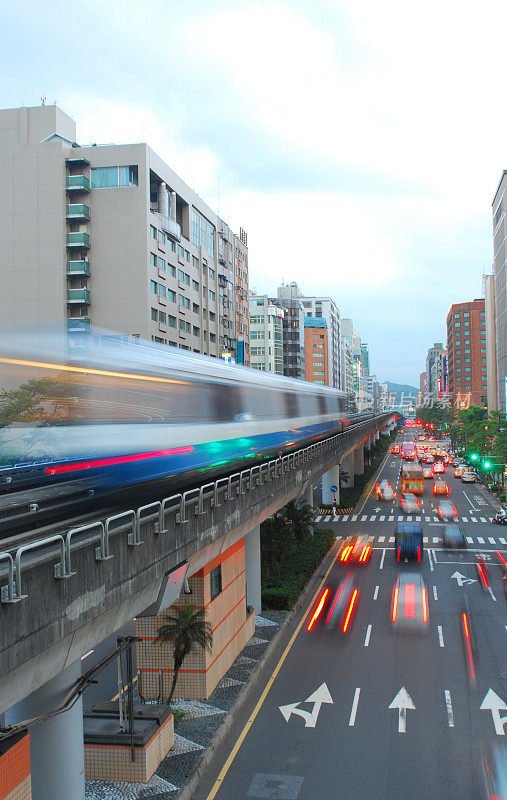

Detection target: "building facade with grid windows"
[0, 104, 249, 363]
[446, 300, 487, 408]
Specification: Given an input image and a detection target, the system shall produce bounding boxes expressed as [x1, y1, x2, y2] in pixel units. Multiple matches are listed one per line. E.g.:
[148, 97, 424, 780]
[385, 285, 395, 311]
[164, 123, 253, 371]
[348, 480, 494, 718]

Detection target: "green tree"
[155, 605, 213, 705]
[260, 514, 289, 576]
[279, 498, 315, 542]
[347, 393, 358, 414]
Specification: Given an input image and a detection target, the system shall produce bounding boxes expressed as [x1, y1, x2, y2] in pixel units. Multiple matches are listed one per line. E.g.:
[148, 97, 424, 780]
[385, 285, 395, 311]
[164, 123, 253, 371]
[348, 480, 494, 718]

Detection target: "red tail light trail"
[462, 612, 475, 681]
[307, 588, 329, 631]
[342, 589, 359, 633]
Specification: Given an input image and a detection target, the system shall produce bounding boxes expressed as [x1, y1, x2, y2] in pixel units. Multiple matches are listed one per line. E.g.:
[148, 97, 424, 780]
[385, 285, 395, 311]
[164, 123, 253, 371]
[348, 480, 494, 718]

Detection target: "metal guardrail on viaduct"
[0, 413, 392, 712]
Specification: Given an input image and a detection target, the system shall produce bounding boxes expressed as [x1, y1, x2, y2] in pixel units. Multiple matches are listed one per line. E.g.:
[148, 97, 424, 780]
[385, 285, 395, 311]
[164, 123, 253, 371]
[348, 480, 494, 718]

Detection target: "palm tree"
[155, 605, 213, 705]
[280, 498, 315, 542]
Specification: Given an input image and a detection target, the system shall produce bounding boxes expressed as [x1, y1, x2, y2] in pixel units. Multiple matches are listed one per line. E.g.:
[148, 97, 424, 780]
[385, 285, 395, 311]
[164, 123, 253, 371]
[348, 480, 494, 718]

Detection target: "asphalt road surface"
[191, 435, 507, 800]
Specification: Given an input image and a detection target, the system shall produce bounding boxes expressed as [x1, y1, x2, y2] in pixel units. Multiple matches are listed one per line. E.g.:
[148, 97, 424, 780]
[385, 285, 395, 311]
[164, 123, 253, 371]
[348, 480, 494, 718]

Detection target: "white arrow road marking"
[479, 689, 507, 735]
[451, 571, 477, 587]
[279, 683, 333, 728]
[444, 690, 454, 727]
[389, 687, 416, 733]
[374, 506, 381, 512]
[349, 688, 361, 726]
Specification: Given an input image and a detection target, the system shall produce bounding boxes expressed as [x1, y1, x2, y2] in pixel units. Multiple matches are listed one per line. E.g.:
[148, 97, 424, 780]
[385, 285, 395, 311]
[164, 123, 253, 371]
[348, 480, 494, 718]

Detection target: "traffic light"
[483, 460, 491, 469]
[470, 453, 478, 461]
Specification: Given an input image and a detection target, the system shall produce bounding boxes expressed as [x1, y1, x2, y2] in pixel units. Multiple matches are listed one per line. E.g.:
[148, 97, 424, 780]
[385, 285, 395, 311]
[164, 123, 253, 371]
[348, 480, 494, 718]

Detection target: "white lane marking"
[480, 517, 487, 523]
[361, 515, 367, 521]
[463, 490, 477, 509]
[444, 690, 454, 727]
[324, 516, 331, 522]
[433, 516, 439, 522]
[489, 587, 497, 602]
[407, 515, 413, 521]
[438, 625, 444, 647]
[466, 537, 473, 544]
[462, 517, 468, 522]
[373, 585, 379, 600]
[433, 536, 440, 543]
[433, 586, 438, 601]
[315, 516, 323, 522]
[477, 537, 485, 544]
[398, 516, 403, 521]
[416, 515, 421, 521]
[364, 625, 372, 647]
[500, 537, 507, 545]
[488, 537, 496, 544]
[378, 536, 385, 542]
[388, 515, 394, 521]
[428, 549, 434, 572]
[349, 688, 361, 726]
[471, 517, 477, 523]
[379, 515, 385, 521]
[342, 514, 349, 521]
[425, 516, 430, 521]
[351, 515, 358, 521]
[423, 536, 429, 543]
[370, 516, 377, 521]
[379, 549, 386, 570]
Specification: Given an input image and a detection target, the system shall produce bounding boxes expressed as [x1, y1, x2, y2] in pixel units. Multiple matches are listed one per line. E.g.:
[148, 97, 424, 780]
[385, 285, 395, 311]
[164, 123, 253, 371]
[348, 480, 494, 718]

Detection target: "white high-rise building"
[248, 294, 284, 373]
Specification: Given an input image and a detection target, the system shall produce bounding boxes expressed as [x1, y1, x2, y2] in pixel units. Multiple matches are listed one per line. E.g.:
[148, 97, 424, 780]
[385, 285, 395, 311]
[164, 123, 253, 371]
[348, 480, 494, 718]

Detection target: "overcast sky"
[2, 0, 505, 385]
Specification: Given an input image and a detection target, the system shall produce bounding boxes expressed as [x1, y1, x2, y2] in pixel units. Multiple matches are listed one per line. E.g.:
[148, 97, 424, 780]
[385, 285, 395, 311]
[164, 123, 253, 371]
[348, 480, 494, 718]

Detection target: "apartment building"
[492, 174, 507, 414]
[484, 274, 498, 412]
[303, 318, 328, 384]
[276, 283, 305, 379]
[0, 103, 249, 362]
[425, 343, 445, 401]
[299, 295, 341, 389]
[360, 343, 370, 377]
[446, 300, 487, 408]
[339, 318, 355, 397]
[248, 294, 284, 373]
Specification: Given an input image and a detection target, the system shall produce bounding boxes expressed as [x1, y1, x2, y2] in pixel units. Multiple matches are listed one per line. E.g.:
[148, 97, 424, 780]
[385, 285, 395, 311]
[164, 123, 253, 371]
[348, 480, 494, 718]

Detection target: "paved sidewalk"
[85, 612, 286, 800]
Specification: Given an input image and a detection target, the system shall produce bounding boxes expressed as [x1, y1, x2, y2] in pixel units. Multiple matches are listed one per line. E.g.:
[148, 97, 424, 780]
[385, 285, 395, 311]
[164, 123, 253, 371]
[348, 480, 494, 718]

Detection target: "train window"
[317, 395, 326, 415]
[284, 392, 299, 418]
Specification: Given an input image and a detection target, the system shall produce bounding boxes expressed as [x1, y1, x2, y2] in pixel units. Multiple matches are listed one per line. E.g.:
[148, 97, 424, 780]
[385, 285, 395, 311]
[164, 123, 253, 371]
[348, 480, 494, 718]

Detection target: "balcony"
[66, 175, 90, 193]
[66, 156, 90, 167]
[66, 260, 90, 276]
[66, 203, 90, 221]
[67, 317, 91, 330]
[66, 232, 90, 248]
[219, 255, 226, 266]
[67, 289, 91, 304]
[158, 215, 181, 243]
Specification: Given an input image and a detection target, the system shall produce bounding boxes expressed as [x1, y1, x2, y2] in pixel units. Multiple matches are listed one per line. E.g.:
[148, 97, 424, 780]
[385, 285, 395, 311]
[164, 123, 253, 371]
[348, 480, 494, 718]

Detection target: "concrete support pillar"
[300, 481, 314, 508]
[322, 464, 340, 505]
[6, 662, 85, 800]
[245, 526, 262, 615]
[340, 452, 354, 488]
[354, 444, 364, 475]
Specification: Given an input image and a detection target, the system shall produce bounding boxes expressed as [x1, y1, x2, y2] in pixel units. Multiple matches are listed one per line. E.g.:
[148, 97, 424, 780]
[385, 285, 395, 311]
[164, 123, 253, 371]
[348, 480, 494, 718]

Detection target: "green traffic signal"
[483, 460, 491, 469]
[470, 453, 478, 461]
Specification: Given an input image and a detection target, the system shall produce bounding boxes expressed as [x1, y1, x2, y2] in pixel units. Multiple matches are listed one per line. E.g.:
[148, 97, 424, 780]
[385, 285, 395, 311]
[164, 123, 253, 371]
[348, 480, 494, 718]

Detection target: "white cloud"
[60, 93, 221, 198]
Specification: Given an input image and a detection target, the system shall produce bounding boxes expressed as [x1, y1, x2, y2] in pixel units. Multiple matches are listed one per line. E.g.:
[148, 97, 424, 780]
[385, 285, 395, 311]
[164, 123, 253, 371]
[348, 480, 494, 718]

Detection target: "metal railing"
[0, 415, 389, 604]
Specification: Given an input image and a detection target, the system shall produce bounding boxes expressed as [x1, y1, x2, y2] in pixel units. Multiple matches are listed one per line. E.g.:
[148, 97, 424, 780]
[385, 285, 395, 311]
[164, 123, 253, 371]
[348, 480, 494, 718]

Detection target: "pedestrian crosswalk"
[331, 532, 506, 547]
[314, 514, 504, 529]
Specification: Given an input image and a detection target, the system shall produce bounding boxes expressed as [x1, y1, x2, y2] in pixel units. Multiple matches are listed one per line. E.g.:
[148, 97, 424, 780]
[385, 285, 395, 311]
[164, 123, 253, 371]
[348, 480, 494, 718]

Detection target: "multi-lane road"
[191, 435, 506, 800]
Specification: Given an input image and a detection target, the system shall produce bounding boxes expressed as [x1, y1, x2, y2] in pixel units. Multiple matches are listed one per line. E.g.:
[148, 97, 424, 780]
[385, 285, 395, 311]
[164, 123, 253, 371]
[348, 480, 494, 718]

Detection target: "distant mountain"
[385, 382, 419, 403]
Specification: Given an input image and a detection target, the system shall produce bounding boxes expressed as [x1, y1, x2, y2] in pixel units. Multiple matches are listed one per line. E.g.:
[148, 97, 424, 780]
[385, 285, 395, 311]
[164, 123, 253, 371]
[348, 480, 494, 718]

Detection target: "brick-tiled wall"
[0, 732, 31, 800]
[137, 538, 254, 700]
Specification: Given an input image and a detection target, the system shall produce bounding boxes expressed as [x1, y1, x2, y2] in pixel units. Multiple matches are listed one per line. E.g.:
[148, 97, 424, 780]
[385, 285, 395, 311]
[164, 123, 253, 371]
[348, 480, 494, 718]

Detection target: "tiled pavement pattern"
[85, 613, 285, 800]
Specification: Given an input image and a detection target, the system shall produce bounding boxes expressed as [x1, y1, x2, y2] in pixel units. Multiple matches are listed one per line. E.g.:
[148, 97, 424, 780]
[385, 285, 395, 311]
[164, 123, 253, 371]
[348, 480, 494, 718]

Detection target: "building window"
[454, 313, 460, 318]
[210, 565, 222, 600]
[167, 289, 176, 303]
[158, 284, 166, 298]
[463, 312, 469, 317]
[193, 326, 200, 336]
[209, 311, 215, 321]
[168, 265, 176, 277]
[178, 294, 190, 309]
[210, 333, 216, 343]
[151, 307, 157, 321]
[158, 230, 165, 245]
[158, 256, 165, 271]
[166, 239, 176, 252]
[313, 371, 325, 375]
[191, 212, 200, 247]
[464, 367, 470, 372]
[150, 225, 157, 239]
[91, 165, 138, 188]
[209, 290, 215, 301]
[454, 322, 460, 327]
[159, 311, 166, 324]
[150, 253, 157, 268]
[192, 280, 199, 291]
[168, 315, 176, 328]
[150, 280, 157, 294]
[179, 319, 191, 332]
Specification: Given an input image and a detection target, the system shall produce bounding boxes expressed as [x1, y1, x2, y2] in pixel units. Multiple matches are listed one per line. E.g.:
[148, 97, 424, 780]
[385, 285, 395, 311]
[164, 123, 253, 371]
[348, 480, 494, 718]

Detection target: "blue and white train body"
[0, 330, 355, 496]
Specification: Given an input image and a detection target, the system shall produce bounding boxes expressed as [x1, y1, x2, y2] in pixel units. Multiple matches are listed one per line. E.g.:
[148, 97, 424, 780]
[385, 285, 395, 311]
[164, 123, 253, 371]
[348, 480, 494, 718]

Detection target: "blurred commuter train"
[0, 329, 358, 497]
